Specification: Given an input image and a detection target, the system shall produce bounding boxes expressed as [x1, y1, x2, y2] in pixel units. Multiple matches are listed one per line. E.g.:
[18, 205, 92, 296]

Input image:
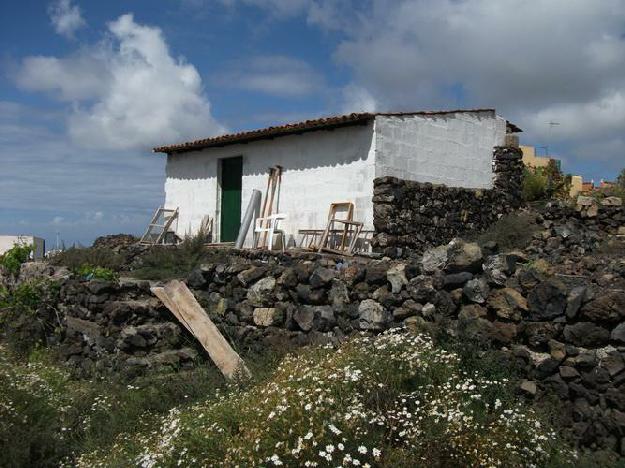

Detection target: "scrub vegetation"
[0, 243, 32, 276]
[0, 326, 585, 467]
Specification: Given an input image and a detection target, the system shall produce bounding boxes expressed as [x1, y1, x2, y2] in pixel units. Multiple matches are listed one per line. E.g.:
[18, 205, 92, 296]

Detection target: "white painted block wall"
[0, 235, 45, 260]
[162, 111, 509, 247]
[164, 122, 376, 246]
[374, 111, 507, 189]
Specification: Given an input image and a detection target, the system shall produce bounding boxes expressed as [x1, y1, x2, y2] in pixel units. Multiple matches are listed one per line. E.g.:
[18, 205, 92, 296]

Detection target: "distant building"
[520, 145, 561, 170]
[582, 181, 595, 193]
[599, 179, 616, 189]
[569, 175, 583, 198]
[0, 235, 45, 260]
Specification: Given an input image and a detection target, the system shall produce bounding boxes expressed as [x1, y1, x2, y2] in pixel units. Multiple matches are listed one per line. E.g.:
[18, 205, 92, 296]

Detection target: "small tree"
[0, 244, 32, 276]
[617, 168, 625, 189]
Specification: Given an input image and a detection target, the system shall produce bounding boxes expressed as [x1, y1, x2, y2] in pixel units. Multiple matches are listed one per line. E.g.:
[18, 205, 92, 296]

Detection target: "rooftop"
[153, 109, 521, 154]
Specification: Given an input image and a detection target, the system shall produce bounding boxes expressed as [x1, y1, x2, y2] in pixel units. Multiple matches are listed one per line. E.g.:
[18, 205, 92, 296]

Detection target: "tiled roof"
[153, 109, 520, 154]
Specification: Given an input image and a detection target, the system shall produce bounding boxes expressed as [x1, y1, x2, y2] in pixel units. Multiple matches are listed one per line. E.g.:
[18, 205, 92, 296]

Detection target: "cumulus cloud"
[15, 13, 224, 150]
[48, 0, 86, 38]
[215, 56, 324, 97]
[236, 0, 625, 170]
[0, 101, 165, 245]
[16, 52, 110, 101]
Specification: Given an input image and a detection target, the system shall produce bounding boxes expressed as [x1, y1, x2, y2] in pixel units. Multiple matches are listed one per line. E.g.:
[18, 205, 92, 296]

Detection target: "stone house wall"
[372, 146, 524, 256]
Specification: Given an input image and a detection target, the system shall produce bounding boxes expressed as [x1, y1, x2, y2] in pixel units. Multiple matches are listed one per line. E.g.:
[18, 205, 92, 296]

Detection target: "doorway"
[219, 156, 242, 242]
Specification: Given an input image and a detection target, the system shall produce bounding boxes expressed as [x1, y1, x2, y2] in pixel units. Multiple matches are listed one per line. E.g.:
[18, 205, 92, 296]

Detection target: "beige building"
[520, 145, 559, 169]
[569, 175, 583, 198]
[521, 145, 587, 199]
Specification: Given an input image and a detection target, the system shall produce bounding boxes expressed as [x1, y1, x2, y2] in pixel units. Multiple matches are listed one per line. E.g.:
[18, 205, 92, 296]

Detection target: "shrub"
[0, 244, 32, 276]
[475, 212, 540, 251]
[50, 247, 125, 272]
[75, 265, 118, 281]
[522, 163, 571, 202]
[0, 280, 61, 356]
[131, 228, 227, 280]
[522, 167, 549, 201]
[75, 330, 575, 467]
[0, 345, 227, 468]
[616, 168, 625, 190]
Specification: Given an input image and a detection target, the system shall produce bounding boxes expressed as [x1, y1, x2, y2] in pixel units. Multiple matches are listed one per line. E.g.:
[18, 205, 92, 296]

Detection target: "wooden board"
[151, 280, 250, 380]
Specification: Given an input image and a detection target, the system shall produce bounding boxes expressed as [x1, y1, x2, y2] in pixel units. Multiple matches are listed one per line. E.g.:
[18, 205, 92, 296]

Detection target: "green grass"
[1, 324, 601, 467]
[0, 345, 229, 468]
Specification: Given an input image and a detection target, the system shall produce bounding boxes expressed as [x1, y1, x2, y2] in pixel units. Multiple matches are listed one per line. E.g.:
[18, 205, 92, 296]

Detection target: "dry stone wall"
[50, 277, 200, 378]
[372, 146, 524, 256]
[6, 197, 625, 455]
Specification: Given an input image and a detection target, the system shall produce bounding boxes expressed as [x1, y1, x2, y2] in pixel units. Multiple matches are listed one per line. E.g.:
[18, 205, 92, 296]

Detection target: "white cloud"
[16, 52, 110, 101]
[341, 84, 377, 113]
[239, 0, 625, 169]
[215, 56, 323, 97]
[16, 13, 225, 150]
[0, 101, 166, 245]
[48, 0, 86, 38]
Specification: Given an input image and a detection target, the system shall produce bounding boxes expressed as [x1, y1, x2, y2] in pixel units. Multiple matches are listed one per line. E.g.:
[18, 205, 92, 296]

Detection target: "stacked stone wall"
[372, 146, 523, 256]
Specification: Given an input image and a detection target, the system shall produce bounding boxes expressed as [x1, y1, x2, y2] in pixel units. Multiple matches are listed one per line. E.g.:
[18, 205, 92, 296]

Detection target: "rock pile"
[92, 233, 138, 250]
[525, 198, 625, 269]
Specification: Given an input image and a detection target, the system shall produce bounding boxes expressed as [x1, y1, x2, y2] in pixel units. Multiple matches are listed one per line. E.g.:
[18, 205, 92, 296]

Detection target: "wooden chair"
[316, 202, 363, 255]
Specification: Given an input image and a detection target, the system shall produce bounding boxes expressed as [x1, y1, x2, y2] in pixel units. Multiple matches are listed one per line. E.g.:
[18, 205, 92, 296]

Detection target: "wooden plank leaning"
[151, 280, 250, 380]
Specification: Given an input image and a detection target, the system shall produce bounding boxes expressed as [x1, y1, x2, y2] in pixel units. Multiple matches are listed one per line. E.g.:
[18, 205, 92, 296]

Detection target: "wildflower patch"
[75, 329, 576, 467]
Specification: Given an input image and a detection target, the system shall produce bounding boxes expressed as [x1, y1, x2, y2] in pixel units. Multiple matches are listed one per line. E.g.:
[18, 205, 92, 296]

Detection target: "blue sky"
[1, 0, 625, 248]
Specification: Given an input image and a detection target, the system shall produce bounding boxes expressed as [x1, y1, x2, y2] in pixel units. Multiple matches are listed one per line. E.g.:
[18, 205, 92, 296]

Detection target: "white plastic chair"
[254, 213, 287, 252]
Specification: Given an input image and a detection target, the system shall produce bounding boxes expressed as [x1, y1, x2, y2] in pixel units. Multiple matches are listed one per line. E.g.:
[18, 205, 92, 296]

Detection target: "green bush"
[522, 167, 549, 201]
[0, 244, 32, 276]
[0, 280, 61, 356]
[76, 265, 118, 281]
[522, 162, 572, 202]
[0, 346, 226, 468]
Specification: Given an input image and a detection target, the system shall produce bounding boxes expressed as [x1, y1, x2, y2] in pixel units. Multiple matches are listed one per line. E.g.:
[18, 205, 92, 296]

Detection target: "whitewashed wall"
[0, 235, 45, 260]
[374, 111, 507, 189]
[164, 122, 376, 246]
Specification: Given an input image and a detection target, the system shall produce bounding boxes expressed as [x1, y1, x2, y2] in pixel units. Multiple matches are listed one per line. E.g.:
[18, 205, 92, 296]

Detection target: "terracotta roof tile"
[153, 108, 518, 154]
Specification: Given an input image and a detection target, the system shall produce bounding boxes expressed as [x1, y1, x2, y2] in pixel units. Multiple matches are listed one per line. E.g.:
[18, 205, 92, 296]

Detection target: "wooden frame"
[312, 202, 364, 256]
[139, 207, 179, 245]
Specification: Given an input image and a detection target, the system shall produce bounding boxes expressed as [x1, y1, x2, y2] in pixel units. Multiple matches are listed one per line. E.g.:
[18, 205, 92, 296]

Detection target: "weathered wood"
[151, 280, 250, 380]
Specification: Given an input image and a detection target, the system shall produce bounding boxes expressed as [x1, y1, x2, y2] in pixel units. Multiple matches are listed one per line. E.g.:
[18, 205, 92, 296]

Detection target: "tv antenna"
[542, 121, 561, 156]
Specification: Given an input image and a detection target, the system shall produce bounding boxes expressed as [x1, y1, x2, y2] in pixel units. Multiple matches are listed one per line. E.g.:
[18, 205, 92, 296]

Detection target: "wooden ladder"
[139, 207, 179, 245]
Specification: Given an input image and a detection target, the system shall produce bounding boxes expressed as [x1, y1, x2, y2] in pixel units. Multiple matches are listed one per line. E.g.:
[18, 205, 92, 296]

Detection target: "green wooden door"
[220, 157, 243, 242]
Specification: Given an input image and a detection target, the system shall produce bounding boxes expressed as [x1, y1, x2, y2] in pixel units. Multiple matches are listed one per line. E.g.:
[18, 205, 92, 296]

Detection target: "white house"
[0, 235, 45, 260]
[153, 109, 519, 247]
